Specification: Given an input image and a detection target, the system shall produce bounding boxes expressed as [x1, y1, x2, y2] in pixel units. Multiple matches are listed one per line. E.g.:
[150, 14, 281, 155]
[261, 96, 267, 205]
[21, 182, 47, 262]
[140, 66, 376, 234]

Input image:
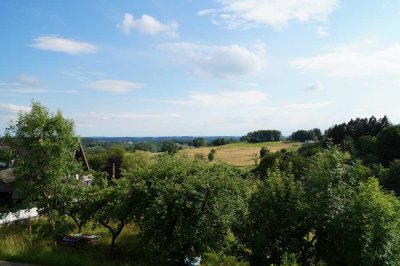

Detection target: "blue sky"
[1, 0, 400, 137]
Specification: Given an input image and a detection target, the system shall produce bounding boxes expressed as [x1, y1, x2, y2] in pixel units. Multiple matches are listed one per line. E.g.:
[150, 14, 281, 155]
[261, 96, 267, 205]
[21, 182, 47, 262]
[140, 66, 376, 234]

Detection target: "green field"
[181, 141, 302, 167]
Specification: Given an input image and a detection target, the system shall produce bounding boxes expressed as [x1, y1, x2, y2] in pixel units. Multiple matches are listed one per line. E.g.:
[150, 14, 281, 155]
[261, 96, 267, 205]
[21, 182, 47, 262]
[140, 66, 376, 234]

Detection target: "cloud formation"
[171, 90, 267, 107]
[118, 13, 178, 37]
[290, 41, 400, 77]
[0, 103, 31, 113]
[87, 80, 143, 93]
[160, 42, 265, 78]
[17, 74, 40, 85]
[317, 26, 329, 37]
[199, 0, 337, 29]
[253, 100, 334, 111]
[304, 81, 324, 91]
[30, 35, 98, 54]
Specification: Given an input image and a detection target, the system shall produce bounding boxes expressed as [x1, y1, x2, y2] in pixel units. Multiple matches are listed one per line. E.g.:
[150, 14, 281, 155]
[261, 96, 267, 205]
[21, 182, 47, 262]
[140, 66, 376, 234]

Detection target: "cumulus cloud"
[304, 81, 324, 91]
[17, 74, 40, 85]
[30, 35, 98, 55]
[198, 0, 337, 29]
[317, 26, 329, 37]
[160, 42, 265, 78]
[290, 41, 400, 77]
[118, 13, 178, 37]
[87, 80, 143, 93]
[170, 90, 267, 107]
[0, 103, 31, 113]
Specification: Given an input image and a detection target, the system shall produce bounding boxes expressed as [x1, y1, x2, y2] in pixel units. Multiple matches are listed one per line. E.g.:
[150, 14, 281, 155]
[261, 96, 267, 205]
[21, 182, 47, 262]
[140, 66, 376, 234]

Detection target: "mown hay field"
[181, 141, 302, 167]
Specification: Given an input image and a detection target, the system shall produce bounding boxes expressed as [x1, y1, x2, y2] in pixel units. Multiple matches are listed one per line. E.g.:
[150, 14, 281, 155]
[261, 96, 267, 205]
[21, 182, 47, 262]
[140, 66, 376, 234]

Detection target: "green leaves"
[134, 155, 249, 263]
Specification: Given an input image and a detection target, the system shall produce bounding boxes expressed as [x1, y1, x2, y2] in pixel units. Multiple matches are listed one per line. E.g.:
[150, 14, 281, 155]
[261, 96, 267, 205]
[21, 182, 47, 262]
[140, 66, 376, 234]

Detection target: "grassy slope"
[181, 141, 302, 167]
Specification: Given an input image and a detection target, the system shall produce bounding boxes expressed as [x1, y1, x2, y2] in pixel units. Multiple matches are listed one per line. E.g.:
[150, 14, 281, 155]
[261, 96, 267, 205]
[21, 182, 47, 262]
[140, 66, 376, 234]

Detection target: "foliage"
[376, 125, 400, 165]
[297, 143, 321, 157]
[326, 178, 400, 265]
[289, 128, 321, 142]
[253, 152, 281, 178]
[324, 115, 390, 145]
[121, 151, 151, 172]
[242, 164, 307, 265]
[210, 138, 236, 146]
[134, 155, 250, 264]
[193, 137, 206, 147]
[90, 177, 136, 249]
[241, 130, 281, 143]
[259, 147, 269, 158]
[381, 160, 400, 196]
[208, 149, 216, 162]
[161, 140, 179, 154]
[5, 101, 81, 248]
[58, 180, 93, 233]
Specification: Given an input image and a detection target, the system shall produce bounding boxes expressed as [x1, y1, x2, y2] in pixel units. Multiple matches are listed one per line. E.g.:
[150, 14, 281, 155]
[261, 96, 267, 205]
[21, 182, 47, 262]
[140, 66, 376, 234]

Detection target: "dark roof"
[75, 140, 90, 171]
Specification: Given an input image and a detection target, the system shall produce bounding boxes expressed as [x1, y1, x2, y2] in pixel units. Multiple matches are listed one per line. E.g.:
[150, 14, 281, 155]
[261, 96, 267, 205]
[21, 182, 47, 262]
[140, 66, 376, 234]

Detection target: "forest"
[2, 102, 400, 266]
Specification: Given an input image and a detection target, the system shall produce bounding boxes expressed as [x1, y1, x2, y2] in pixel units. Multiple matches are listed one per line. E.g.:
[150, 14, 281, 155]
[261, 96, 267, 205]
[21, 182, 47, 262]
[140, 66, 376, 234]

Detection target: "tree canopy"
[5, 101, 81, 248]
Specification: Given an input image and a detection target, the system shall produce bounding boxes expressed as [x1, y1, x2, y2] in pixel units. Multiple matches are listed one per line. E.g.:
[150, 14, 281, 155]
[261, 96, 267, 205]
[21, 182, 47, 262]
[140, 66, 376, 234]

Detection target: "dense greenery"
[241, 130, 281, 143]
[4, 101, 80, 248]
[132, 155, 250, 264]
[289, 128, 321, 142]
[324, 115, 390, 146]
[3, 104, 400, 265]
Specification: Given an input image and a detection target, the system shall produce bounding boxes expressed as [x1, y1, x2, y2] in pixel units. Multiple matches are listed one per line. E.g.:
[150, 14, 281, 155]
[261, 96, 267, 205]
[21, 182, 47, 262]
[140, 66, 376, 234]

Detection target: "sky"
[1, 0, 400, 137]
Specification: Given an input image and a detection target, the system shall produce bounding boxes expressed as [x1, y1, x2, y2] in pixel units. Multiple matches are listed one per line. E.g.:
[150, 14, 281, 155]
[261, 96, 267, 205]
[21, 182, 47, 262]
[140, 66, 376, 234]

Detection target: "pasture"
[181, 141, 302, 167]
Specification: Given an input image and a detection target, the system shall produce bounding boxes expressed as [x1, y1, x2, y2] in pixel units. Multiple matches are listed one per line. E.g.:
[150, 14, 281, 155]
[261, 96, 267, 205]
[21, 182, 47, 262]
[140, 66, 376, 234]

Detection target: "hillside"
[181, 141, 302, 167]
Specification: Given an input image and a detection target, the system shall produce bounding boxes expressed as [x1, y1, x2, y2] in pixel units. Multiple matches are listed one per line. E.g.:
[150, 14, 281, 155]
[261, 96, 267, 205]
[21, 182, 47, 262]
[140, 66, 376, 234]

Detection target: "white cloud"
[253, 100, 334, 111]
[87, 80, 143, 93]
[160, 42, 265, 78]
[170, 90, 267, 107]
[0, 82, 21, 86]
[290, 41, 400, 77]
[0, 88, 46, 94]
[277, 101, 333, 110]
[118, 13, 178, 37]
[317, 26, 329, 37]
[74, 112, 180, 130]
[17, 74, 40, 85]
[0, 103, 31, 114]
[304, 81, 324, 91]
[199, 0, 337, 30]
[30, 35, 98, 55]
[81, 112, 180, 120]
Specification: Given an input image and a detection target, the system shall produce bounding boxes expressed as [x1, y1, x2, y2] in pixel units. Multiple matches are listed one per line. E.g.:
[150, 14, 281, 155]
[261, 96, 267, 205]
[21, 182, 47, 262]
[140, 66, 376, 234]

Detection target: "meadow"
[181, 141, 302, 167]
[0, 219, 248, 266]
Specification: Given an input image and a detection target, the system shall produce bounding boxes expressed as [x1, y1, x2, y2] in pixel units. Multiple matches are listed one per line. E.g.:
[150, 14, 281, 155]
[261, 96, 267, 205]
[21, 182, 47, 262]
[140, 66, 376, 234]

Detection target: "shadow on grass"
[0, 220, 166, 266]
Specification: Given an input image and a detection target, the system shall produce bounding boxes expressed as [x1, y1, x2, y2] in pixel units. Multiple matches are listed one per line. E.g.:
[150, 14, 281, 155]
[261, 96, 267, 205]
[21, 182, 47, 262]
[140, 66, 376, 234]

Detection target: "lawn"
[181, 141, 302, 167]
[0, 219, 248, 266]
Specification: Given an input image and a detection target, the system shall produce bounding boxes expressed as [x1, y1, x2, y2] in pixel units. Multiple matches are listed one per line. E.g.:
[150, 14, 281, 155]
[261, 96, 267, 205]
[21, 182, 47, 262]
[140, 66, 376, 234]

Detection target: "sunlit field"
[181, 141, 302, 167]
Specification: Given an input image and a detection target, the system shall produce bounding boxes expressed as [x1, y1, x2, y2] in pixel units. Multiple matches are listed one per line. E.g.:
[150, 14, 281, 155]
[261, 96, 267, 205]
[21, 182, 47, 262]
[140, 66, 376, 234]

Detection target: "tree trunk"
[50, 209, 57, 249]
[102, 219, 125, 251]
[111, 234, 117, 250]
[29, 218, 32, 247]
[48, 194, 57, 250]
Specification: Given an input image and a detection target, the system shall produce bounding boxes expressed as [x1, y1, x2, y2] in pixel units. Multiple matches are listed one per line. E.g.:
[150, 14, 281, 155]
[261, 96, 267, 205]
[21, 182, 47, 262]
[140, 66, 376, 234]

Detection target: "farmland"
[181, 141, 302, 167]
